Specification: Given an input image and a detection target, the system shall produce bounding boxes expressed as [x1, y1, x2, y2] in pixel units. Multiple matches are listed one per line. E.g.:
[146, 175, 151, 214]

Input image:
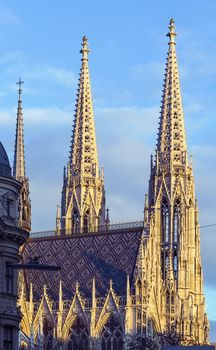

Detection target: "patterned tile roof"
[21, 227, 143, 300]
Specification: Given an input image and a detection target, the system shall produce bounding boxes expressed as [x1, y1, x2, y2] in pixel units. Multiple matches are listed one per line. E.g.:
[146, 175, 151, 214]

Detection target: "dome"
[0, 142, 11, 177]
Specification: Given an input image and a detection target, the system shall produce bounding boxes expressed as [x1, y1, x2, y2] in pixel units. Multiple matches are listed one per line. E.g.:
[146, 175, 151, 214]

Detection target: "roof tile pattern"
[22, 229, 143, 300]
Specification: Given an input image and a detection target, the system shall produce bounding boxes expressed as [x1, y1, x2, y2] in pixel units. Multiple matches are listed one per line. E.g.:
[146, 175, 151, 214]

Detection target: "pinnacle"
[167, 18, 177, 45]
[13, 78, 26, 180]
[156, 20, 187, 167]
[62, 37, 106, 233]
[80, 35, 89, 59]
[69, 37, 99, 178]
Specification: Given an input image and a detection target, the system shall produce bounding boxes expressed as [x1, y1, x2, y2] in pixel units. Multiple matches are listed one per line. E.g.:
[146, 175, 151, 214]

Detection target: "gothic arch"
[67, 317, 90, 350]
[173, 197, 181, 243]
[22, 207, 26, 221]
[100, 314, 124, 350]
[83, 209, 90, 233]
[72, 208, 79, 233]
[161, 198, 169, 243]
[136, 279, 142, 296]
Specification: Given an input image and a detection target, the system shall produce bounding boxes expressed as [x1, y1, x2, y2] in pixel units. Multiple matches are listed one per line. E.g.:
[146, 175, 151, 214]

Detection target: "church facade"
[16, 19, 209, 349]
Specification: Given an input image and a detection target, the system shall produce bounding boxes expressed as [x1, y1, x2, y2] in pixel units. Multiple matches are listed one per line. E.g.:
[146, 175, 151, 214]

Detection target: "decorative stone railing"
[29, 220, 144, 239]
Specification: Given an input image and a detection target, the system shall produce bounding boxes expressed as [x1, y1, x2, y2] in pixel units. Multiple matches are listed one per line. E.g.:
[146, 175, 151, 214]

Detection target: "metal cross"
[16, 77, 24, 99]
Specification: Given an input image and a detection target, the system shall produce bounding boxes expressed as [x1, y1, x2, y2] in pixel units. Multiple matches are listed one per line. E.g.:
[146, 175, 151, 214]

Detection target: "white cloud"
[24, 65, 76, 87]
[96, 105, 159, 138]
[0, 51, 76, 88]
[0, 106, 72, 125]
[0, 8, 20, 25]
[0, 51, 26, 64]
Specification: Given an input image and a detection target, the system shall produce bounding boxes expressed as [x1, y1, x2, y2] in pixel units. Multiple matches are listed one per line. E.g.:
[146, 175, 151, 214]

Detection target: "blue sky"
[0, 0, 216, 341]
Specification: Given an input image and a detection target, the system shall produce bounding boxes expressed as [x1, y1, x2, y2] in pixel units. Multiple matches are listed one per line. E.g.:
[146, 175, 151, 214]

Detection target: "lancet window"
[161, 251, 169, 280]
[101, 315, 123, 350]
[83, 209, 90, 233]
[72, 209, 79, 233]
[173, 198, 181, 243]
[161, 199, 169, 243]
[67, 318, 89, 350]
[173, 254, 178, 279]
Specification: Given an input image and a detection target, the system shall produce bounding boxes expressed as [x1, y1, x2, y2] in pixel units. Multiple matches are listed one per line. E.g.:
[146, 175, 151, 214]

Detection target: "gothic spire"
[69, 36, 99, 178]
[13, 78, 25, 180]
[13, 78, 31, 232]
[61, 36, 106, 233]
[157, 19, 187, 167]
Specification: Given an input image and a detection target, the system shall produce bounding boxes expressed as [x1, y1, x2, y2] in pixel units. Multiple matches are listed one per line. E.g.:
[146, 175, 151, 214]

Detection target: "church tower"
[148, 19, 208, 340]
[13, 79, 31, 232]
[61, 37, 106, 234]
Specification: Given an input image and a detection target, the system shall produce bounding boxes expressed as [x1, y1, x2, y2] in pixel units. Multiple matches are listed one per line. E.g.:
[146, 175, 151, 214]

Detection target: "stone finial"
[92, 277, 96, 309]
[56, 205, 61, 234]
[75, 281, 79, 294]
[109, 279, 113, 291]
[59, 280, 63, 312]
[80, 36, 89, 60]
[43, 284, 47, 296]
[126, 274, 130, 306]
[167, 18, 177, 44]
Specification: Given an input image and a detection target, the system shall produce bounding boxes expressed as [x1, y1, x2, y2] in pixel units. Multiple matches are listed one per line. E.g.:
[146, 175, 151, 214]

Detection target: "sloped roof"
[21, 227, 143, 300]
[0, 142, 11, 177]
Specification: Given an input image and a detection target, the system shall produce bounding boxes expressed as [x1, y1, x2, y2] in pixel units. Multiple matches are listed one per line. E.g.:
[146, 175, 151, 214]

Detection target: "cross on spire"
[13, 77, 31, 231]
[16, 78, 24, 101]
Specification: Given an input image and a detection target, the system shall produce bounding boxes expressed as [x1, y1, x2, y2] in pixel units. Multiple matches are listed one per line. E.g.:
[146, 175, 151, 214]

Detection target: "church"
[11, 19, 209, 348]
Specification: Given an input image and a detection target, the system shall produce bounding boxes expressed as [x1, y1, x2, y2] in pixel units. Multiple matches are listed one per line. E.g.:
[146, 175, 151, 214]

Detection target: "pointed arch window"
[171, 292, 175, 313]
[173, 198, 181, 243]
[72, 209, 79, 234]
[68, 318, 89, 350]
[136, 280, 142, 296]
[166, 291, 170, 305]
[161, 199, 169, 243]
[83, 209, 90, 233]
[173, 254, 178, 279]
[101, 315, 123, 350]
[22, 207, 26, 221]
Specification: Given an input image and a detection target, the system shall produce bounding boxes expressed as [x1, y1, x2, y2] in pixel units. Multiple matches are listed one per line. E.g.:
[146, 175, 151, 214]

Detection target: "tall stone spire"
[13, 78, 31, 231]
[148, 20, 208, 338]
[13, 78, 25, 179]
[157, 19, 187, 167]
[69, 36, 99, 177]
[61, 37, 106, 234]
